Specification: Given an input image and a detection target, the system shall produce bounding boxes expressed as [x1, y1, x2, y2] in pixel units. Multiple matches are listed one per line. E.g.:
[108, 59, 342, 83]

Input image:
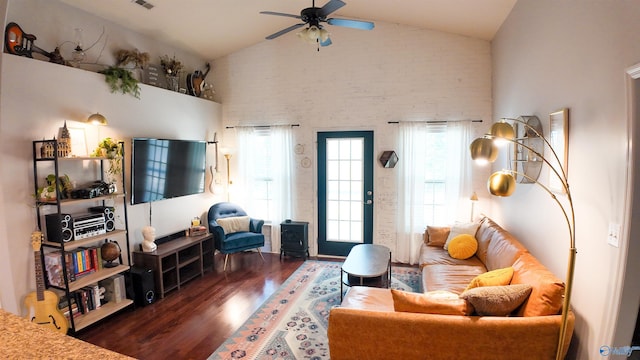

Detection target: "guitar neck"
[33, 249, 45, 302]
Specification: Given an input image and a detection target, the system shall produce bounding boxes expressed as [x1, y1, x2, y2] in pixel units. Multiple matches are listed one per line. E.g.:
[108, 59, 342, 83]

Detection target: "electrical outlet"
[608, 223, 620, 248]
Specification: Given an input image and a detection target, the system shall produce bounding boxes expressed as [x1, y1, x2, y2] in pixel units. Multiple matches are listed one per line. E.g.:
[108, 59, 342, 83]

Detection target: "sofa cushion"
[424, 226, 450, 247]
[423, 264, 486, 294]
[444, 222, 480, 250]
[465, 267, 514, 291]
[459, 284, 532, 316]
[419, 245, 485, 270]
[341, 286, 394, 312]
[510, 253, 565, 316]
[392, 289, 472, 315]
[485, 227, 528, 271]
[217, 215, 250, 234]
[447, 234, 478, 260]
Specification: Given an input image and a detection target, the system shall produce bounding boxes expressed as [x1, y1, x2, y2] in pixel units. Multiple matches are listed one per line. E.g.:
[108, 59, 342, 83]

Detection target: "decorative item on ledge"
[160, 54, 183, 92]
[469, 114, 575, 360]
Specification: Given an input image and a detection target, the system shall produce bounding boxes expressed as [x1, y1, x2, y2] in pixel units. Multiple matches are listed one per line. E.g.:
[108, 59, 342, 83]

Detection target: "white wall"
[0, 0, 222, 315]
[492, 1, 640, 358]
[210, 21, 494, 258]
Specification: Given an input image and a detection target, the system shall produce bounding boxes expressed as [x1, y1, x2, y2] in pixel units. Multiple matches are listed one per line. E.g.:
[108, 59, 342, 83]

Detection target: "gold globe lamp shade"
[487, 171, 516, 197]
[87, 112, 108, 126]
[469, 137, 498, 164]
[490, 121, 515, 146]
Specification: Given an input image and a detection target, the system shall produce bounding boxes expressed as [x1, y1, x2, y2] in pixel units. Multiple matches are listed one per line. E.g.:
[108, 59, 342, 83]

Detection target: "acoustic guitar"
[4, 22, 65, 64]
[187, 63, 210, 97]
[24, 231, 68, 334]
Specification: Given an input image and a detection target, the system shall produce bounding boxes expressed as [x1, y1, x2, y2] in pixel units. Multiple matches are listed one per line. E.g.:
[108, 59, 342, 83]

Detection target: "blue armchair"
[208, 202, 265, 271]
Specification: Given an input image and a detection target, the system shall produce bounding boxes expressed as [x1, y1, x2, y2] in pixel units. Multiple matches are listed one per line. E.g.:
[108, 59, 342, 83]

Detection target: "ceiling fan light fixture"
[297, 26, 331, 44]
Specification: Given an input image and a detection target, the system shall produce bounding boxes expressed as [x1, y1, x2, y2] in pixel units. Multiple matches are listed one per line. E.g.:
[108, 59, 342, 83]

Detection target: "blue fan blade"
[327, 18, 375, 30]
[319, 0, 346, 18]
[320, 38, 332, 47]
[266, 23, 305, 39]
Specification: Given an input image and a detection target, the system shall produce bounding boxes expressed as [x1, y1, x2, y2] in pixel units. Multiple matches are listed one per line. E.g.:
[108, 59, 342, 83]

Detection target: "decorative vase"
[166, 75, 179, 92]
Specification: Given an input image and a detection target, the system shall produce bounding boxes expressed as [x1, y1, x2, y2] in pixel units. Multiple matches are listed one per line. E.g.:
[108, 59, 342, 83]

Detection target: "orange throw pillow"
[391, 289, 473, 316]
[425, 226, 450, 247]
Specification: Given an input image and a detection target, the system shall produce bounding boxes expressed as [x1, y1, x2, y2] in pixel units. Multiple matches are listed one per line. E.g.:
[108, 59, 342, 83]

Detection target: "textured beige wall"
[210, 21, 494, 258]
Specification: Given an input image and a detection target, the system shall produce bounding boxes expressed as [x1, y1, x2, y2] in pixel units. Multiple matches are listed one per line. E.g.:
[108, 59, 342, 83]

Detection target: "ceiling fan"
[261, 0, 374, 48]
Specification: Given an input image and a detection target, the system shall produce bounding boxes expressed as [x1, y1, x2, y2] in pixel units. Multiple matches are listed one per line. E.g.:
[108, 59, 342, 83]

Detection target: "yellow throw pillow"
[447, 234, 478, 259]
[465, 267, 514, 292]
[460, 284, 532, 316]
[216, 216, 250, 234]
[391, 289, 473, 316]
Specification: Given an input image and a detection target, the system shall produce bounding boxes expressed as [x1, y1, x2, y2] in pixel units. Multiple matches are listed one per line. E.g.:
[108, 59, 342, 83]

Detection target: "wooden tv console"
[133, 233, 214, 298]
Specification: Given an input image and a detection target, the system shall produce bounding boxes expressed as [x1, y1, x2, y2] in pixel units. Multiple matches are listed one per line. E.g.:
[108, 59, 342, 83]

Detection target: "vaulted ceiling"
[60, 0, 516, 60]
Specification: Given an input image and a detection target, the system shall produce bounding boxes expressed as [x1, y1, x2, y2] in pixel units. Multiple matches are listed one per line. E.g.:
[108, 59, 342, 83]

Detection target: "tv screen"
[131, 138, 206, 205]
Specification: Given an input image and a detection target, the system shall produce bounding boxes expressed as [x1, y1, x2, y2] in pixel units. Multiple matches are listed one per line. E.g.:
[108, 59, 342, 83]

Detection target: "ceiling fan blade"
[327, 18, 375, 30]
[318, 0, 346, 18]
[260, 11, 302, 20]
[265, 23, 305, 40]
[320, 37, 332, 47]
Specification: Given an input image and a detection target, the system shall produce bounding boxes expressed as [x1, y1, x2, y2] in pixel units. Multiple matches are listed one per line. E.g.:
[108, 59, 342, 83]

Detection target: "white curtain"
[235, 125, 294, 253]
[396, 121, 472, 264]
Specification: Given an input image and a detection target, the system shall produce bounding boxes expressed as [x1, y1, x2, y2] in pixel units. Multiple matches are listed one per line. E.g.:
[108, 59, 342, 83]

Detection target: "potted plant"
[92, 138, 123, 182]
[99, 66, 141, 99]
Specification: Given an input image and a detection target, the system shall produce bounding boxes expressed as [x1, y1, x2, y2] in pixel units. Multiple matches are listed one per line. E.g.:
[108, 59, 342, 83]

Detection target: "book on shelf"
[44, 246, 106, 288]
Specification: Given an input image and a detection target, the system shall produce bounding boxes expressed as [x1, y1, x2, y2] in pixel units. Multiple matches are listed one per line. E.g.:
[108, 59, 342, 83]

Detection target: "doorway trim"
[610, 63, 640, 346]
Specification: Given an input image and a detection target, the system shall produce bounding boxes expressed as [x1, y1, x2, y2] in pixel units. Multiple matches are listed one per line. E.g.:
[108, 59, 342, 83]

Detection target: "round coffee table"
[340, 244, 391, 301]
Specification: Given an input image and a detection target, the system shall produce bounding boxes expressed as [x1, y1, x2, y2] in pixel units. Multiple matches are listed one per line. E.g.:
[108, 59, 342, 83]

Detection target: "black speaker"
[129, 267, 155, 306]
[89, 206, 115, 232]
[45, 213, 73, 242]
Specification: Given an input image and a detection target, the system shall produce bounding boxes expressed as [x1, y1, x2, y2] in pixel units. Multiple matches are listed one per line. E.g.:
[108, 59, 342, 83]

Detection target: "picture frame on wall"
[549, 108, 569, 193]
[68, 127, 88, 157]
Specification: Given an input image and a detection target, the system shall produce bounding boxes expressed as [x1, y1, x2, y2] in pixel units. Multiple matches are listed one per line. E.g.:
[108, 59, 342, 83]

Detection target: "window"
[245, 129, 274, 220]
[236, 126, 294, 223]
[423, 127, 447, 226]
[396, 121, 471, 264]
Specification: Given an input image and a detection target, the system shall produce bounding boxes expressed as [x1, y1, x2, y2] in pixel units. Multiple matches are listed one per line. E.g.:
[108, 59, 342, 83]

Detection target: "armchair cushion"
[216, 216, 250, 234]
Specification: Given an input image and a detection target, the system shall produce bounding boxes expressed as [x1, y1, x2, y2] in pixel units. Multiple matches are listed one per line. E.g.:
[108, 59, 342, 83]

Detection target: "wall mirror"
[510, 115, 544, 183]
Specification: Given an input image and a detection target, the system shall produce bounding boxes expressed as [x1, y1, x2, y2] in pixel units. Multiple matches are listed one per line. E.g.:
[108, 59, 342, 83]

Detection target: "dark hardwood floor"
[77, 252, 317, 360]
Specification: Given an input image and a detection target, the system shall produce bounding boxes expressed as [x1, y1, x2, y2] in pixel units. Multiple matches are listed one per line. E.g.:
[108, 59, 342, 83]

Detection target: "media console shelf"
[133, 233, 214, 299]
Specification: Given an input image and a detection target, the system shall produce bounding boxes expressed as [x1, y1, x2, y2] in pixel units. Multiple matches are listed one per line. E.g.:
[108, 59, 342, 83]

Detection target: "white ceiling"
[59, 0, 516, 60]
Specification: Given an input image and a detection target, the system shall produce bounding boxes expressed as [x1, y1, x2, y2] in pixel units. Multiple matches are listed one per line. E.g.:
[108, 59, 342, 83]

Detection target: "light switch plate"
[608, 223, 620, 248]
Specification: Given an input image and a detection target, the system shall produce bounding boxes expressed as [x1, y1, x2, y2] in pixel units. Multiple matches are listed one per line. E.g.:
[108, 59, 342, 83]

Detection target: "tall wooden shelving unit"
[32, 139, 133, 333]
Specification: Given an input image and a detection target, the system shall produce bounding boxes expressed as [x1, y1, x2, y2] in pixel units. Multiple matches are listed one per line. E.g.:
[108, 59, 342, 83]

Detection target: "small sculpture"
[141, 226, 157, 252]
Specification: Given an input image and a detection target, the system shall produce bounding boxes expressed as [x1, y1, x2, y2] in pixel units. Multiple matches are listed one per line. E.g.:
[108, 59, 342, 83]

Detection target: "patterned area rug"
[208, 260, 421, 360]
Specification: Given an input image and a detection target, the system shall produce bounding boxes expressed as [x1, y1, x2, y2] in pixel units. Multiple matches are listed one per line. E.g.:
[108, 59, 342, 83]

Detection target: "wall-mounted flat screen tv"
[131, 138, 206, 205]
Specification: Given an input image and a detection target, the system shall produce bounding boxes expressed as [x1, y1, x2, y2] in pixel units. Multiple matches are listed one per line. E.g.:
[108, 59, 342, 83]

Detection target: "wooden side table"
[133, 233, 214, 298]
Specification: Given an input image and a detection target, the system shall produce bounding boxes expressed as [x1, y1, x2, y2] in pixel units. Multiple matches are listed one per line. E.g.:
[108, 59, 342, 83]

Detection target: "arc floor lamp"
[470, 116, 576, 360]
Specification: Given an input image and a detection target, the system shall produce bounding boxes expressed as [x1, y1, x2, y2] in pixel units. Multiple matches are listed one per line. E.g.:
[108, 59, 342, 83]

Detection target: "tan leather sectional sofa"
[328, 216, 574, 360]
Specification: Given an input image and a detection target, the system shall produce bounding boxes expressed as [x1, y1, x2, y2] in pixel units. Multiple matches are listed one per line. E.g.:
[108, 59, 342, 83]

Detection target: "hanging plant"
[99, 66, 141, 99]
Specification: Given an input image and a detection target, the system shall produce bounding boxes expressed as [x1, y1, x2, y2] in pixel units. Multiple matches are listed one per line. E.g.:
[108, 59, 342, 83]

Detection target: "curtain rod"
[225, 124, 300, 129]
[388, 119, 483, 124]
